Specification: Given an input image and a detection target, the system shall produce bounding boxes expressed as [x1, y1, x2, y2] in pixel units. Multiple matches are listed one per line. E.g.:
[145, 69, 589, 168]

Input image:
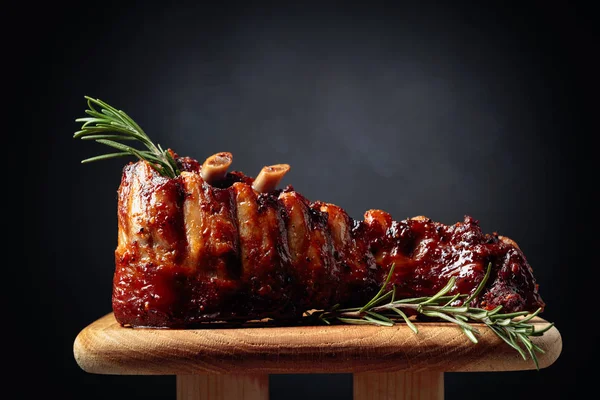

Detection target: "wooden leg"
[353, 371, 444, 400]
[177, 374, 269, 400]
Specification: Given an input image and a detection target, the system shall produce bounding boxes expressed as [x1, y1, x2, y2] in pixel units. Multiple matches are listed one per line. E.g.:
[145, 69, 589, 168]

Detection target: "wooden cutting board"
[73, 312, 561, 375]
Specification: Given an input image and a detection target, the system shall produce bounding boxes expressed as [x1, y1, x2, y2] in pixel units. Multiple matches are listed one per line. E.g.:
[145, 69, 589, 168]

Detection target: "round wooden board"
[74, 312, 561, 375]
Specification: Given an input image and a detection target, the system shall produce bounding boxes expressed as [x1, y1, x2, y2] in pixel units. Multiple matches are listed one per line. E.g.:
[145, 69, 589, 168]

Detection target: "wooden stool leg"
[177, 374, 269, 400]
[353, 371, 444, 400]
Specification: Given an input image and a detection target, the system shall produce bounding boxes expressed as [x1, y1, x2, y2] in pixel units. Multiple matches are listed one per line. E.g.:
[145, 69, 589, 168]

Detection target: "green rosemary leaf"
[364, 315, 395, 326]
[81, 152, 131, 163]
[517, 333, 533, 351]
[359, 263, 396, 312]
[365, 311, 394, 324]
[532, 322, 554, 336]
[95, 139, 138, 153]
[138, 152, 168, 164]
[442, 293, 462, 307]
[515, 324, 536, 335]
[335, 306, 362, 312]
[420, 310, 477, 332]
[464, 262, 492, 305]
[491, 311, 530, 319]
[507, 331, 528, 361]
[429, 305, 470, 314]
[487, 305, 504, 315]
[392, 296, 432, 304]
[495, 318, 513, 326]
[465, 309, 489, 320]
[462, 326, 479, 343]
[420, 277, 456, 305]
[517, 333, 540, 370]
[389, 308, 418, 333]
[366, 290, 395, 309]
[337, 317, 375, 325]
[491, 326, 528, 361]
[329, 304, 341, 312]
[531, 343, 545, 354]
[515, 308, 542, 324]
[79, 134, 138, 141]
[511, 327, 535, 334]
[75, 116, 109, 124]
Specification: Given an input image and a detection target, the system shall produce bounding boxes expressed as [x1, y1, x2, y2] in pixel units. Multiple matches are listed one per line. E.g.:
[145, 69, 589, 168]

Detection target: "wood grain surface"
[176, 375, 269, 400]
[354, 371, 444, 400]
[73, 313, 561, 375]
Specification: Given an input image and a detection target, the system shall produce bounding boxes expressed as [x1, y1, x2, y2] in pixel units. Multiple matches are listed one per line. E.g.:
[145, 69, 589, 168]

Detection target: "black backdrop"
[25, 2, 595, 399]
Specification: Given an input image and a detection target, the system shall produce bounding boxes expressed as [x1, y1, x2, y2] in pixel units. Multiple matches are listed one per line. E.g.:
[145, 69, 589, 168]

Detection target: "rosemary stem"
[314, 261, 552, 370]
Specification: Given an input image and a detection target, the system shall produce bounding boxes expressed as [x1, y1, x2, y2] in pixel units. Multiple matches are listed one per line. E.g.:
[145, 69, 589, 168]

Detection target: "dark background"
[25, 1, 595, 399]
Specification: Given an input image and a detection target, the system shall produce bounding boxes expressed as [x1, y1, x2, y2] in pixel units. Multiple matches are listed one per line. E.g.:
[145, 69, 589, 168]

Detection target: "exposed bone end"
[365, 210, 393, 231]
[252, 164, 291, 193]
[200, 152, 233, 184]
[499, 235, 521, 250]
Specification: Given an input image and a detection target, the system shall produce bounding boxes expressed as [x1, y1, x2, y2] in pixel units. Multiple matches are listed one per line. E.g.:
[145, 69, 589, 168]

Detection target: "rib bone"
[252, 164, 291, 193]
[200, 152, 233, 184]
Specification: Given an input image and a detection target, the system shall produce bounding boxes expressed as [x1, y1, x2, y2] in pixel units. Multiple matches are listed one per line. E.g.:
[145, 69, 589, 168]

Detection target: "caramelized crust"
[112, 157, 545, 327]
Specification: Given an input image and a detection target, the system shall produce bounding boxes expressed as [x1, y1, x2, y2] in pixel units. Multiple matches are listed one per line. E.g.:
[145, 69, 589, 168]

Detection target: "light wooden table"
[74, 313, 561, 400]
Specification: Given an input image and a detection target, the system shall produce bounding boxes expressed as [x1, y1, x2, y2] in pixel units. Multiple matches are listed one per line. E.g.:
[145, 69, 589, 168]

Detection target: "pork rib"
[112, 154, 545, 328]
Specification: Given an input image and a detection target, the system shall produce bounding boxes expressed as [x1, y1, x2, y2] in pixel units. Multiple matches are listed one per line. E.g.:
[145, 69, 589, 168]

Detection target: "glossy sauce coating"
[112, 156, 545, 327]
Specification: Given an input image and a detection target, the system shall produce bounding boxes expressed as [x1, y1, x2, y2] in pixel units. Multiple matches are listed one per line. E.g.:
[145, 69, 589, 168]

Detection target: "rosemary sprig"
[73, 96, 180, 178]
[312, 262, 554, 370]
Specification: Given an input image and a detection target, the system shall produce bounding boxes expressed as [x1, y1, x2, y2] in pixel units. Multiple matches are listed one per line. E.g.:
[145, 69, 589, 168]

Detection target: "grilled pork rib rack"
[112, 151, 545, 328]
